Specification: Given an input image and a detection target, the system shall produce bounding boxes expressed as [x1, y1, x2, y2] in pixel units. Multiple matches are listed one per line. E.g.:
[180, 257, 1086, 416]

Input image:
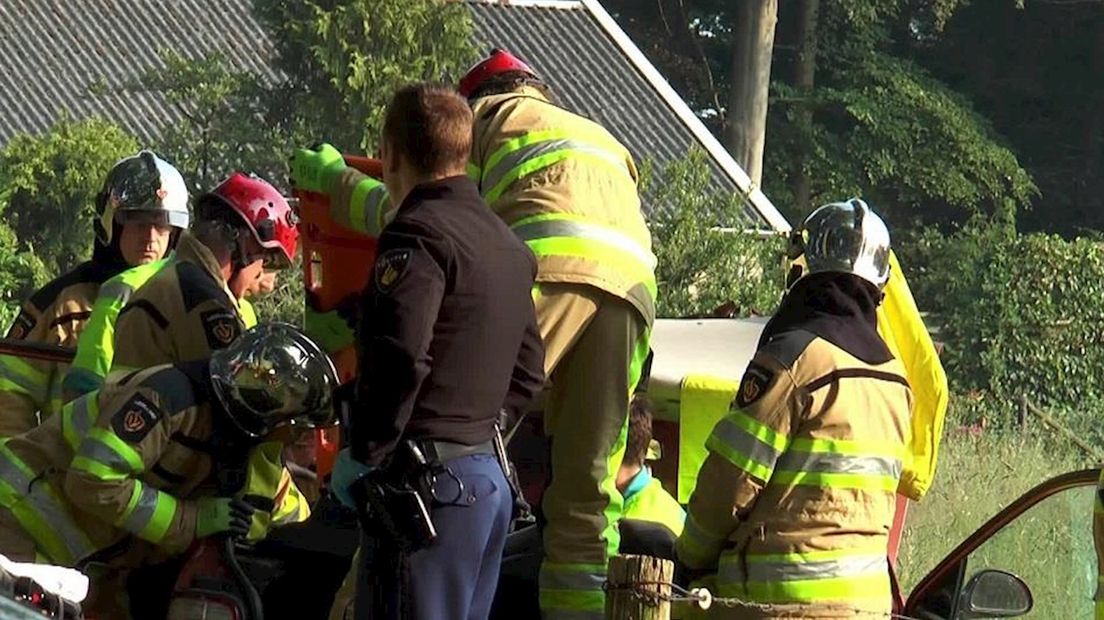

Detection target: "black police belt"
[415, 439, 496, 463]
[352, 438, 501, 553]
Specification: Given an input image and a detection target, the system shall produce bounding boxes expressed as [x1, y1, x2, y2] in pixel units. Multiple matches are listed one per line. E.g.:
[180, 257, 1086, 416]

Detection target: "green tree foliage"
[129, 52, 290, 192]
[648, 151, 785, 318]
[0, 117, 139, 275]
[254, 0, 478, 152]
[604, 0, 1035, 229]
[0, 225, 50, 327]
[125, 0, 477, 324]
[904, 223, 1104, 413]
[912, 1, 1104, 235]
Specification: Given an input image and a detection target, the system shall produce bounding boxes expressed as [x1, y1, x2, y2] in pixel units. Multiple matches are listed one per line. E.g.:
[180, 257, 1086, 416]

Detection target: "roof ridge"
[577, 0, 790, 232]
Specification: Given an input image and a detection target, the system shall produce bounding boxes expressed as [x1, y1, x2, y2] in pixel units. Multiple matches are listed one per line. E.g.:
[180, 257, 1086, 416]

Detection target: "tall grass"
[897, 430, 1096, 616]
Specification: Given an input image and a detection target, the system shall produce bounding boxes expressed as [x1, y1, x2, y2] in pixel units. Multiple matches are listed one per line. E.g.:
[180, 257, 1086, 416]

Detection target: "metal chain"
[605, 580, 923, 620]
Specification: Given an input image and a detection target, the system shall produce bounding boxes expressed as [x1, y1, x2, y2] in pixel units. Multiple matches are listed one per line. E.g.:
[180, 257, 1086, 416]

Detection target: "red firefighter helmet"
[202, 173, 299, 269]
[458, 48, 538, 98]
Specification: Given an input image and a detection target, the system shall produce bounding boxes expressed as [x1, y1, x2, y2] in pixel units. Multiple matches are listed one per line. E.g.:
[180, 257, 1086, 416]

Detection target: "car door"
[905, 468, 1099, 619]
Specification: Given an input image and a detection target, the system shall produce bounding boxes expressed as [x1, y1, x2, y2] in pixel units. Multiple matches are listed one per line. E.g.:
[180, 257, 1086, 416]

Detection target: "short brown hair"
[382, 83, 473, 176]
[624, 395, 655, 468]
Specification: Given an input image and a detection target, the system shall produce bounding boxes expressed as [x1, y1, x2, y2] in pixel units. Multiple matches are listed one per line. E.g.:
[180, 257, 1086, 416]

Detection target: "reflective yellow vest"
[623, 468, 685, 537]
[63, 257, 173, 401]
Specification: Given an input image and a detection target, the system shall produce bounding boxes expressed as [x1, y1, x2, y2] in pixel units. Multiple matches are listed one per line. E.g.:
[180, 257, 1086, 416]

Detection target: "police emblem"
[375, 249, 412, 293]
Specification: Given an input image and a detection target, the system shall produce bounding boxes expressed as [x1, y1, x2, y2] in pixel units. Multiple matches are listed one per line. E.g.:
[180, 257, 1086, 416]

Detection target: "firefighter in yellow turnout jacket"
[112, 173, 296, 374]
[111, 174, 309, 538]
[678, 200, 912, 618]
[291, 50, 655, 618]
[463, 51, 655, 619]
[0, 151, 188, 436]
[62, 258, 265, 403]
[0, 324, 337, 571]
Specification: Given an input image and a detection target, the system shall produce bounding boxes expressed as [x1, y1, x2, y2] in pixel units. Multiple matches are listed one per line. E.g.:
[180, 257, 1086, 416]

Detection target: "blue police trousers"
[354, 454, 512, 620]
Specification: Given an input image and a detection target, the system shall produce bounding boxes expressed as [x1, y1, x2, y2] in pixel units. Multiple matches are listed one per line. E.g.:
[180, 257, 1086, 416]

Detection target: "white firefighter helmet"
[95, 151, 190, 245]
[209, 322, 340, 438]
[785, 198, 891, 291]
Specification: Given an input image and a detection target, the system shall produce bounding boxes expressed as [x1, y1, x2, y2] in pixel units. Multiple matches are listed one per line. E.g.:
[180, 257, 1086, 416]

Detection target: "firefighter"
[0, 323, 337, 586]
[63, 262, 275, 403]
[676, 200, 912, 619]
[111, 172, 298, 372]
[105, 173, 310, 614]
[291, 49, 655, 618]
[618, 396, 684, 538]
[326, 84, 545, 620]
[461, 49, 655, 618]
[0, 151, 188, 437]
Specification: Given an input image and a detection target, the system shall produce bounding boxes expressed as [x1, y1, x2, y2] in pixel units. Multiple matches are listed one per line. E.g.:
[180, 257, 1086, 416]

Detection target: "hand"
[304, 306, 356, 354]
[196, 497, 256, 539]
[331, 448, 376, 509]
[289, 143, 347, 194]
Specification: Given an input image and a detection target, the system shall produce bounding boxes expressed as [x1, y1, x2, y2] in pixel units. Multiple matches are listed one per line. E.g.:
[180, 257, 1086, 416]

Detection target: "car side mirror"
[958, 569, 1033, 618]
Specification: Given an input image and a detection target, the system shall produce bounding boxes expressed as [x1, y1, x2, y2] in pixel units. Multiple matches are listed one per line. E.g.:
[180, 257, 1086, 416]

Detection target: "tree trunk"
[792, 0, 820, 213]
[725, 0, 779, 186]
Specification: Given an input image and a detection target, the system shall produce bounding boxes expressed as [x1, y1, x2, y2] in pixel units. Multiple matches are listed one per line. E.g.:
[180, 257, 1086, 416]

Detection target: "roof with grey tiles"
[0, 0, 786, 229]
[0, 0, 279, 145]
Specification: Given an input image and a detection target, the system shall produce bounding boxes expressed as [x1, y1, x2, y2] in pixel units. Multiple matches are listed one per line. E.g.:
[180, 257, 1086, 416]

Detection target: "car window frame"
[905, 468, 1099, 616]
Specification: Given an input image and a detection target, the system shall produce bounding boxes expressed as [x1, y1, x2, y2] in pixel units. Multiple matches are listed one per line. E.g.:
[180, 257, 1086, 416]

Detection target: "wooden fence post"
[606, 554, 673, 620]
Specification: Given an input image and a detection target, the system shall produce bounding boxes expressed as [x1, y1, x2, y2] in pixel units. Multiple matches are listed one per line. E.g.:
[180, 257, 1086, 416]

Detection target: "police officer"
[676, 200, 913, 618]
[0, 324, 337, 586]
[328, 83, 545, 620]
[0, 151, 189, 436]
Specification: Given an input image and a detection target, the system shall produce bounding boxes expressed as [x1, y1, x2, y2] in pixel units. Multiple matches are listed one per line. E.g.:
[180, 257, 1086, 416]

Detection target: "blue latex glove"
[331, 448, 376, 509]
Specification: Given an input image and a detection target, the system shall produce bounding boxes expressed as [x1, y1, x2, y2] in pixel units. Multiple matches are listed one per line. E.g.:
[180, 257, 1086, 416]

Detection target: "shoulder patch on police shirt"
[375, 249, 413, 294]
[112, 392, 163, 443]
[735, 363, 774, 409]
[6, 310, 35, 340]
[200, 308, 241, 349]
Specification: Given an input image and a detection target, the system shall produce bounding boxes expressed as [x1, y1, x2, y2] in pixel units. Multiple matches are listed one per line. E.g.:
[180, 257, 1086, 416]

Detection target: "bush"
[647, 150, 786, 319]
[0, 117, 140, 275]
[903, 222, 1104, 411]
